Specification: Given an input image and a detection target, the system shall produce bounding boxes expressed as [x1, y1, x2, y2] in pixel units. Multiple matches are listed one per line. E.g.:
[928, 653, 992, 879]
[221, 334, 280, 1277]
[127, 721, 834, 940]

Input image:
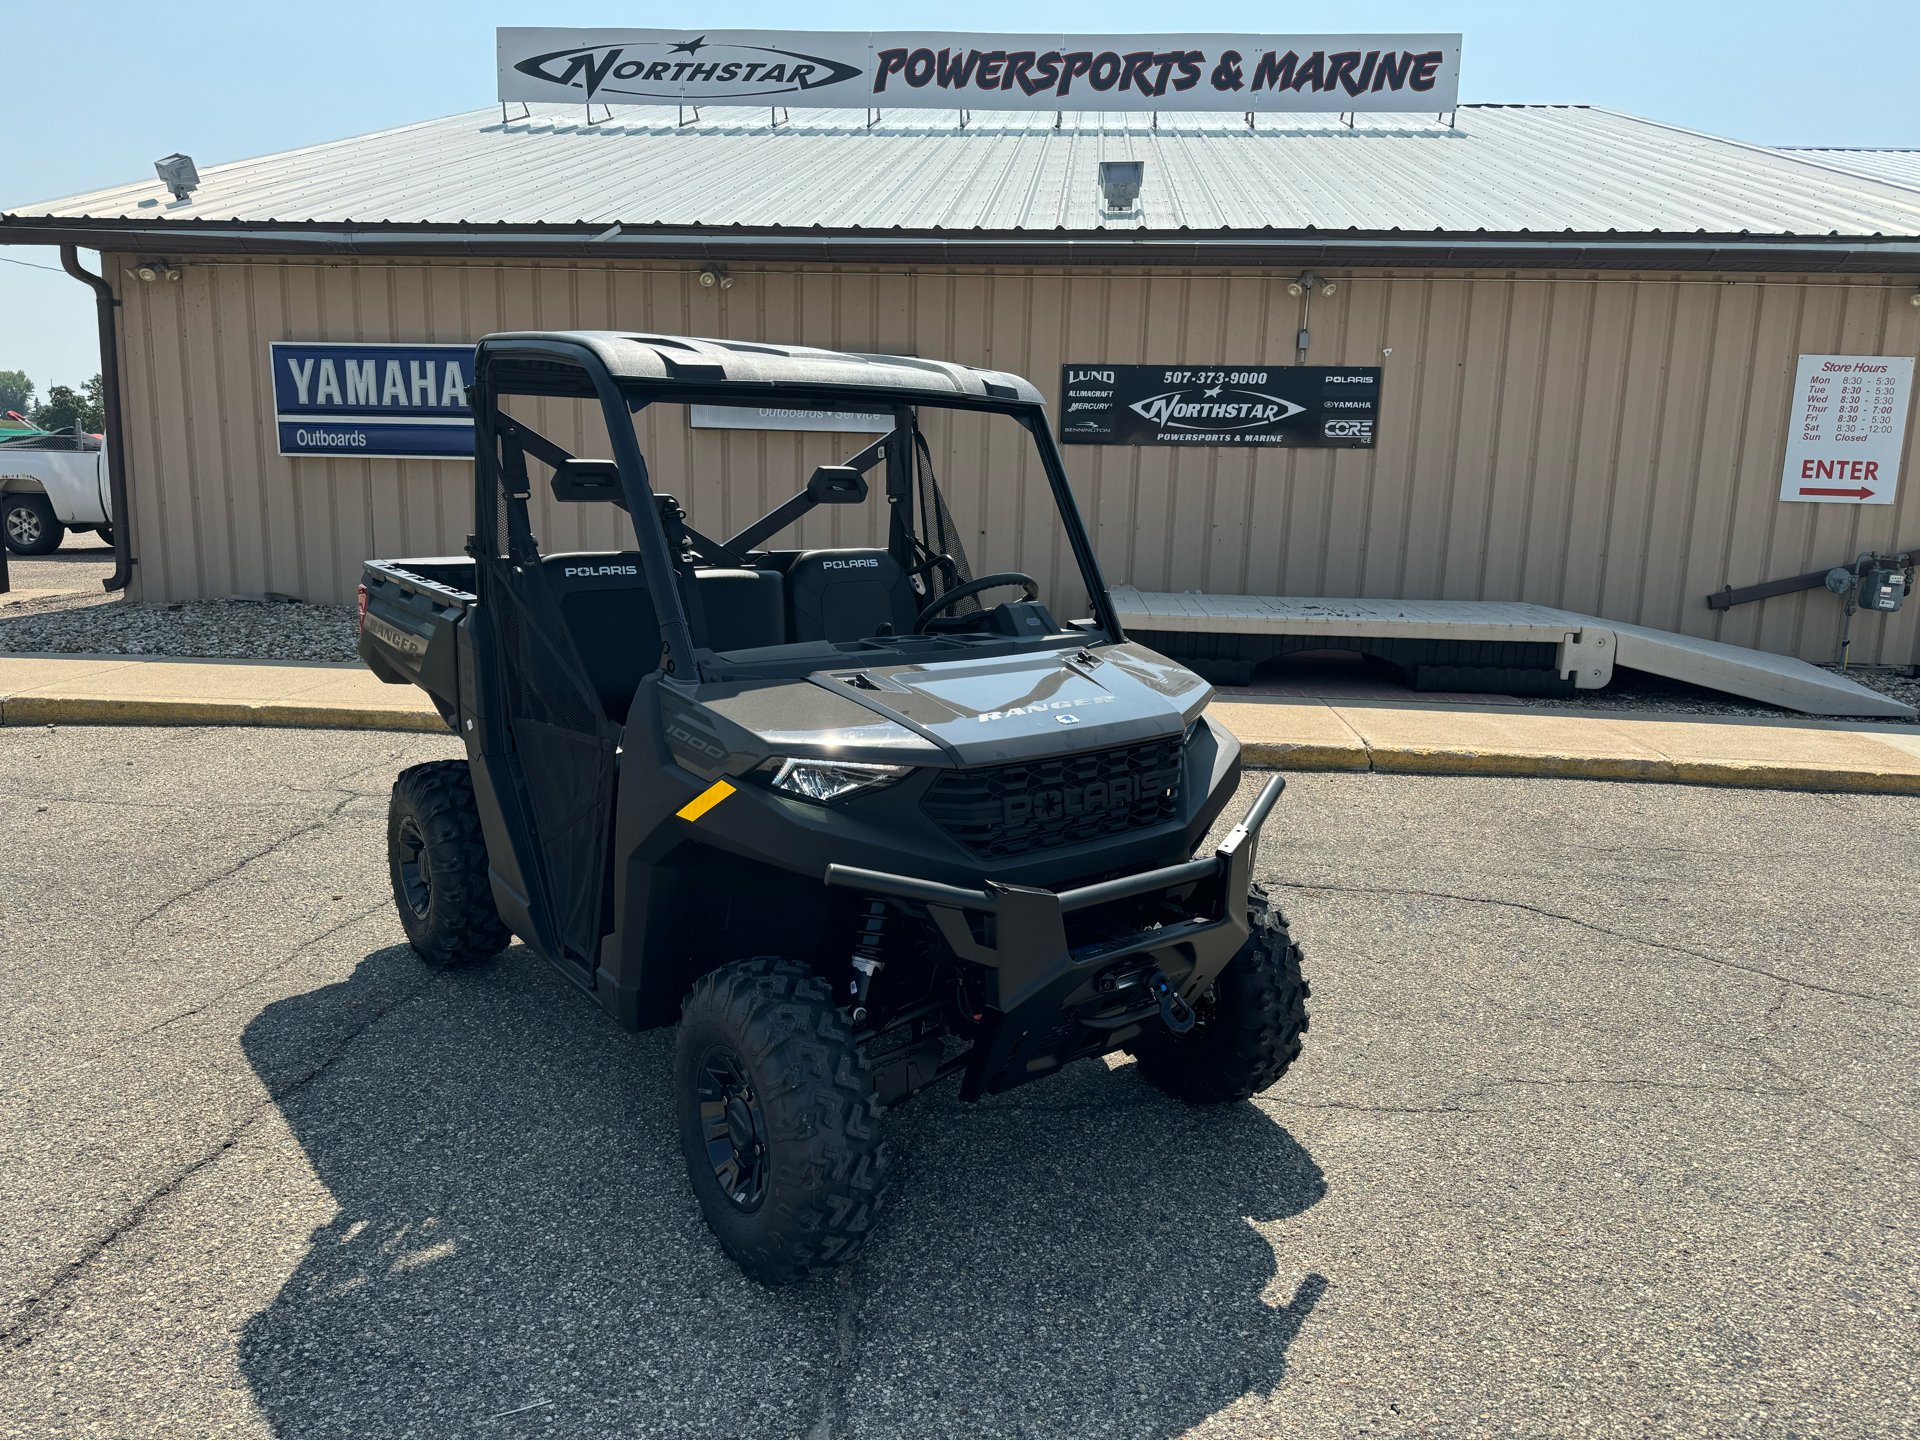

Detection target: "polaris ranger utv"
[358, 331, 1308, 1283]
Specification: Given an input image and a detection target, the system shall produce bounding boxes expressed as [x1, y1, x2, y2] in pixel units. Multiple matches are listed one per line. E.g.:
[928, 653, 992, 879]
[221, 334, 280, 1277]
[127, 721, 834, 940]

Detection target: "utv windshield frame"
[471, 335, 1123, 684]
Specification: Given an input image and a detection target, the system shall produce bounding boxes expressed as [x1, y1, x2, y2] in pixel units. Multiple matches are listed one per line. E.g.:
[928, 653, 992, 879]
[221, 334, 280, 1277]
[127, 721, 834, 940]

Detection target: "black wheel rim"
[396, 816, 433, 919]
[697, 1046, 768, 1210]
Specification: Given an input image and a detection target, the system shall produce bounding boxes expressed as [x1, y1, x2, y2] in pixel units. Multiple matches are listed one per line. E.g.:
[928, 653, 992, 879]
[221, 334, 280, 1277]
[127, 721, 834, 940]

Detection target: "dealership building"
[2, 95, 1916, 666]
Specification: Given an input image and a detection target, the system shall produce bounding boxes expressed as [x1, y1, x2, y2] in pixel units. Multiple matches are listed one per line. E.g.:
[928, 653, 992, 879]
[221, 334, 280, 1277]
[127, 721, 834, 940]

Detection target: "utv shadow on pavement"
[237, 944, 1326, 1439]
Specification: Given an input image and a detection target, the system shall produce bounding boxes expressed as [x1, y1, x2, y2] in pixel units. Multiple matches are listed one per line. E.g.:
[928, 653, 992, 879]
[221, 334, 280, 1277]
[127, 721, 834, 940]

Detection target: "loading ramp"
[1110, 587, 1913, 719]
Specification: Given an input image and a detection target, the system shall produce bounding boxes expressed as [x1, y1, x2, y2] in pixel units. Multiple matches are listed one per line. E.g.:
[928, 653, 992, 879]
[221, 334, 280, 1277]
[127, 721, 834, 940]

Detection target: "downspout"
[59, 244, 133, 591]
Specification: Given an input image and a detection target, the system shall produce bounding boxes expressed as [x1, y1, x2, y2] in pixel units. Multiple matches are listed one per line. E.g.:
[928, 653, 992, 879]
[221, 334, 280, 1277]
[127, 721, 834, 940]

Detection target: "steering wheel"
[914, 572, 1041, 633]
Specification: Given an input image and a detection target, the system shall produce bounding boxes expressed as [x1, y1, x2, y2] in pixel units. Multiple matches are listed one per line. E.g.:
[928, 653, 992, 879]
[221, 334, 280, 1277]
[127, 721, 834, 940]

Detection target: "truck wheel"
[3, 493, 65, 555]
[1130, 885, 1309, 1104]
[387, 760, 511, 966]
[674, 956, 891, 1284]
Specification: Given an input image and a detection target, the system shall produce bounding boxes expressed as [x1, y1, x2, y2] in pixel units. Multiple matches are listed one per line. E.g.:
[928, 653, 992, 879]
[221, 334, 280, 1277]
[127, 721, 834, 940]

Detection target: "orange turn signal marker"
[676, 779, 736, 821]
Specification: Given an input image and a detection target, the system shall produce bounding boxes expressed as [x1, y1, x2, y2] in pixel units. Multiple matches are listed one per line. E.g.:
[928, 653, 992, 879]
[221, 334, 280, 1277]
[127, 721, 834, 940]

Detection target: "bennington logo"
[514, 36, 862, 101]
[822, 557, 881, 570]
[1129, 387, 1306, 432]
[564, 564, 639, 577]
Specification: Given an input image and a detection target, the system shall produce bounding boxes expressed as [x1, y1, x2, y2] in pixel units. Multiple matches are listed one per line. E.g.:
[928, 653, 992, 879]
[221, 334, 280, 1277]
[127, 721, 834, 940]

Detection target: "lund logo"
[1066, 369, 1116, 385]
[1128, 387, 1306, 432]
[513, 38, 862, 101]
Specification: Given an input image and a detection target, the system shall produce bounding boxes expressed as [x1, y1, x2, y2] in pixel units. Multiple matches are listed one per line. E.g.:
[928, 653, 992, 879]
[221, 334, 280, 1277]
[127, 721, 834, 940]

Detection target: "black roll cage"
[473, 337, 1124, 684]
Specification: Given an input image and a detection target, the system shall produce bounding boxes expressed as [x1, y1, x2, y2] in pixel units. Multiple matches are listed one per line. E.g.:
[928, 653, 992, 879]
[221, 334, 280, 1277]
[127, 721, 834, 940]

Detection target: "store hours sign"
[1059, 364, 1381, 447]
[272, 342, 476, 460]
[1778, 355, 1912, 505]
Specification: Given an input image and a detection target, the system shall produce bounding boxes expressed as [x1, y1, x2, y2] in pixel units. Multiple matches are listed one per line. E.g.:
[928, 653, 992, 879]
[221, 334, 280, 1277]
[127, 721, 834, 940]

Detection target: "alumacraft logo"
[514, 35, 863, 101]
[1128, 386, 1306, 432]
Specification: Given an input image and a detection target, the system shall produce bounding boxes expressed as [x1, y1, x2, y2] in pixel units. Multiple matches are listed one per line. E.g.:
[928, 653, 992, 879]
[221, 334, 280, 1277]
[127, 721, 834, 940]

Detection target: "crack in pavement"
[1273, 880, 1916, 1009]
[130, 788, 359, 931]
[0, 973, 434, 1350]
[806, 1261, 867, 1439]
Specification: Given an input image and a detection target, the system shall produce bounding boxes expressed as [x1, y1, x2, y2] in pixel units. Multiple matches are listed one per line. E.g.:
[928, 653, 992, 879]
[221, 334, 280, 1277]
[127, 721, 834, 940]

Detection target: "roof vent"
[1098, 159, 1143, 213]
[154, 153, 199, 202]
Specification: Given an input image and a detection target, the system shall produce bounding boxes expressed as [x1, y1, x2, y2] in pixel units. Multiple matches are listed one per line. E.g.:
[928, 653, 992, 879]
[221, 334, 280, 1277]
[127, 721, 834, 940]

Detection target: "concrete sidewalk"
[1, 651, 1915, 794]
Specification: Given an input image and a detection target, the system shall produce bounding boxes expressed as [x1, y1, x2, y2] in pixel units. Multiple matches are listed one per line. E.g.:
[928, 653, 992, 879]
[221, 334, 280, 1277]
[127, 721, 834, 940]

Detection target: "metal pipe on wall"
[58, 244, 133, 592]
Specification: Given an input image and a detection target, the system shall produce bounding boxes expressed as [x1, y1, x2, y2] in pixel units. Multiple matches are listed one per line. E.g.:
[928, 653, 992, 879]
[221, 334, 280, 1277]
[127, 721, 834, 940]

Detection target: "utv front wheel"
[387, 760, 511, 966]
[1131, 885, 1309, 1104]
[674, 957, 890, 1284]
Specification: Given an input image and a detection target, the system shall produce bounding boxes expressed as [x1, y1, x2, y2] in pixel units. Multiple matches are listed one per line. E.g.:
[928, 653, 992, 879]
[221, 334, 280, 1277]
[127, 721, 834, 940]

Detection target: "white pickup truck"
[0, 431, 114, 555]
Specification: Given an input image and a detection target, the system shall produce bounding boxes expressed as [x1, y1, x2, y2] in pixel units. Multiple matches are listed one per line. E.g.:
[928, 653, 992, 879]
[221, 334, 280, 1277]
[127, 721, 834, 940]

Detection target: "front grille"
[922, 737, 1183, 860]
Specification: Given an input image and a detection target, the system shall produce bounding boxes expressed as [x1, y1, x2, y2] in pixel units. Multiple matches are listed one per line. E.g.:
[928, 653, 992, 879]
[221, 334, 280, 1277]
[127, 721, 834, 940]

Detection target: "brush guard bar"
[827, 774, 1285, 1099]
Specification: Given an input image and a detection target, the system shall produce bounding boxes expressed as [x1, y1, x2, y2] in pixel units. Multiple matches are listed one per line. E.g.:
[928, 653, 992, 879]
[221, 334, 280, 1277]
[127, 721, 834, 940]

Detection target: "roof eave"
[1, 217, 1914, 274]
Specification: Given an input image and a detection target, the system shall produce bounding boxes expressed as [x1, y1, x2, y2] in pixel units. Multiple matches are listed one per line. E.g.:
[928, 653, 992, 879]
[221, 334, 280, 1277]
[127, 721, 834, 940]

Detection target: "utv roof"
[480, 331, 1046, 407]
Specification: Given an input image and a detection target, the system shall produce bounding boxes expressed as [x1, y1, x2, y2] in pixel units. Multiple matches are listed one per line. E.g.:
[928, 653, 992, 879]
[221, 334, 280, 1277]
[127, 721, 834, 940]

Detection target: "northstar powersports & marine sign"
[497, 29, 1460, 113]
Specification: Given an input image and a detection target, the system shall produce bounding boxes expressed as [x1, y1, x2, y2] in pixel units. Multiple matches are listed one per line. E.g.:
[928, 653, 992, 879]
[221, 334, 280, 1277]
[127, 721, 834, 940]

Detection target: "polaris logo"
[822, 557, 880, 570]
[564, 564, 639, 577]
[1001, 768, 1178, 826]
[1323, 419, 1373, 439]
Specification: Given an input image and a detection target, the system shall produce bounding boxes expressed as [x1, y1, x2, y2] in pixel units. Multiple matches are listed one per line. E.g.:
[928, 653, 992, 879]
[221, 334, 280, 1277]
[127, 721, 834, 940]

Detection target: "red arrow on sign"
[1800, 486, 1875, 499]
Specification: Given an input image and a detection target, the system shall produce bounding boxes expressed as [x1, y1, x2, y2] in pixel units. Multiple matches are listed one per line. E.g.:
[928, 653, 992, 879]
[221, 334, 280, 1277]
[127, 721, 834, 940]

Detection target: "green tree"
[31, 374, 104, 433]
[0, 369, 33, 419]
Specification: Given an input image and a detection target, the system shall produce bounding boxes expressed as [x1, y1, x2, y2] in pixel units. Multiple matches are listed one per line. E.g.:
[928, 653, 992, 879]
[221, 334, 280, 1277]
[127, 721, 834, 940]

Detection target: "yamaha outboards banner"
[271, 343, 476, 460]
[498, 30, 1459, 113]
[1059, 365, 1382, 448]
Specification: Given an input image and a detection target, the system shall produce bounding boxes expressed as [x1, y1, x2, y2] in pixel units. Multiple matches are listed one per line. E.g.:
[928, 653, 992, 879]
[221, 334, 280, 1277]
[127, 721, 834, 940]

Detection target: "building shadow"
[238, 946, 1326, 1439]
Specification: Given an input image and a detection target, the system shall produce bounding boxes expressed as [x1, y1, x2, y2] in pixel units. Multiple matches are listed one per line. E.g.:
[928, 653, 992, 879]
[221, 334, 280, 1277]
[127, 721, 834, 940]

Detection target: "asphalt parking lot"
[0, 725, 1914, 1439]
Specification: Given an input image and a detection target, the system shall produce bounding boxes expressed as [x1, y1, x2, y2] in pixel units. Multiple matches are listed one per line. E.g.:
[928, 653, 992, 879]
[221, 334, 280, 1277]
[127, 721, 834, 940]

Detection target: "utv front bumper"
[827, 774, 1286, 1099]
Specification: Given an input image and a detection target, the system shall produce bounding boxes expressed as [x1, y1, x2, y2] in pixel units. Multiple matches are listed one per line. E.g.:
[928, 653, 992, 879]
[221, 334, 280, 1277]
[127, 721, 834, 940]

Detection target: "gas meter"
[1858, 563, 1908, 614]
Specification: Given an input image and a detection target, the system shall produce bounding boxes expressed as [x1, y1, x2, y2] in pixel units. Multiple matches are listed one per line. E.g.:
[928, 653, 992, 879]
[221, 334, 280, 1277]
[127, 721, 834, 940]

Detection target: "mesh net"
[912, 430, 980, 614]
[479, 422, 621, 964]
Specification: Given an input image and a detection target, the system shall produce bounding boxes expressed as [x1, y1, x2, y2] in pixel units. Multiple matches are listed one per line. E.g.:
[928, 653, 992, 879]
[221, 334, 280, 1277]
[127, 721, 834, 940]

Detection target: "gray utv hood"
[689, 643, 1213, 771]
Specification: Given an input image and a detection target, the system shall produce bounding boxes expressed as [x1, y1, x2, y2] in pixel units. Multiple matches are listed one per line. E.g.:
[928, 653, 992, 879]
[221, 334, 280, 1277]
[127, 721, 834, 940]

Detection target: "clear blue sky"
[3, 0, 1916, 392]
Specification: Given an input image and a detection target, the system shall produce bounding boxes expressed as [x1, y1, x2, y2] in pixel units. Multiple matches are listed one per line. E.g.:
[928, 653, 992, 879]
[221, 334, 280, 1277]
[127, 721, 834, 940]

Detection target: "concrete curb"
[1241, 739, 1920, 795]
[1, 694, 448, 734]
[4, 689, 1913, 796]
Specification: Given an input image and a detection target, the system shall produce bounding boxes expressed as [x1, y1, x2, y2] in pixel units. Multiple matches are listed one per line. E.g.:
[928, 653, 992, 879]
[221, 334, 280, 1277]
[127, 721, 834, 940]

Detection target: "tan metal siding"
[110, 256, 1918, 666]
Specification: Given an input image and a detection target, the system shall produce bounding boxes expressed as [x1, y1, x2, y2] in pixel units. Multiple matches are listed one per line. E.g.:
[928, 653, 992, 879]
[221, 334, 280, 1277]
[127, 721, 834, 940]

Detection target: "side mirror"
[550, 458, 627, 510]
[807, 466, 867, 504]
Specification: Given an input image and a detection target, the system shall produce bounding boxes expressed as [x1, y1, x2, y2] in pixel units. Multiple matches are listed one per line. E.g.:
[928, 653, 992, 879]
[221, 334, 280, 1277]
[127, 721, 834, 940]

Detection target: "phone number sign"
[1059, 364, 1380, 447]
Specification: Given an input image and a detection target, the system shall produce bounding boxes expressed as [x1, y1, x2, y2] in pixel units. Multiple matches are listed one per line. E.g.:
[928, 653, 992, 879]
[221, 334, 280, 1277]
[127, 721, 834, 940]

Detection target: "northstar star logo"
[669, 36, 708, 54]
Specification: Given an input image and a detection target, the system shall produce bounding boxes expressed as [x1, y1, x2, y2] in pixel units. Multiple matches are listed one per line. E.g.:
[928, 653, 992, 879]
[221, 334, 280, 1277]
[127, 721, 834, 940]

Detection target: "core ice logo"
[1128, 387, 1306, 432]
[513, 38, 862, 101]
[1322, 419, 1373, 439]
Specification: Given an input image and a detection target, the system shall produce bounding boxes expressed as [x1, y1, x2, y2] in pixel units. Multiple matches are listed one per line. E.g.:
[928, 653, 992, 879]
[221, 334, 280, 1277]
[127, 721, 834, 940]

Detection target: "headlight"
[761, 757, 911, 803]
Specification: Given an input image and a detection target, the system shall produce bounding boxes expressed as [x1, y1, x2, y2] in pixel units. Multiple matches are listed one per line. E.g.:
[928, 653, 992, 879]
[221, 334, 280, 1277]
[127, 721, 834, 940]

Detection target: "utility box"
[1859, 565, 1907, 613]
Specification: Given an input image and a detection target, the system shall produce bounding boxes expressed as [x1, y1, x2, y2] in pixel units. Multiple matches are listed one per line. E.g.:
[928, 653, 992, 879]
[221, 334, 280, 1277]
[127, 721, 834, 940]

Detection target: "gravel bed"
[0, 595, 359, 663]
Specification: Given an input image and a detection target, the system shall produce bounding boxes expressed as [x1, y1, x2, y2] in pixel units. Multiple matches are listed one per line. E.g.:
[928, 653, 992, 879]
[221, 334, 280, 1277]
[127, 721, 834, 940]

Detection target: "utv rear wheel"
[1131, 885, 1309, 1104]
[387, 760, 511, 966]
[674, 957, 890, 1284]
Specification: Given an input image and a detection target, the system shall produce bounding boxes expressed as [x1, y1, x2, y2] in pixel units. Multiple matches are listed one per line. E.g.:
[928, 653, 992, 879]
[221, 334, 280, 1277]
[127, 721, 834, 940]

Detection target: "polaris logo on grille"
[1001, 771, 1176, 825]
[564, 564, 639, 577]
